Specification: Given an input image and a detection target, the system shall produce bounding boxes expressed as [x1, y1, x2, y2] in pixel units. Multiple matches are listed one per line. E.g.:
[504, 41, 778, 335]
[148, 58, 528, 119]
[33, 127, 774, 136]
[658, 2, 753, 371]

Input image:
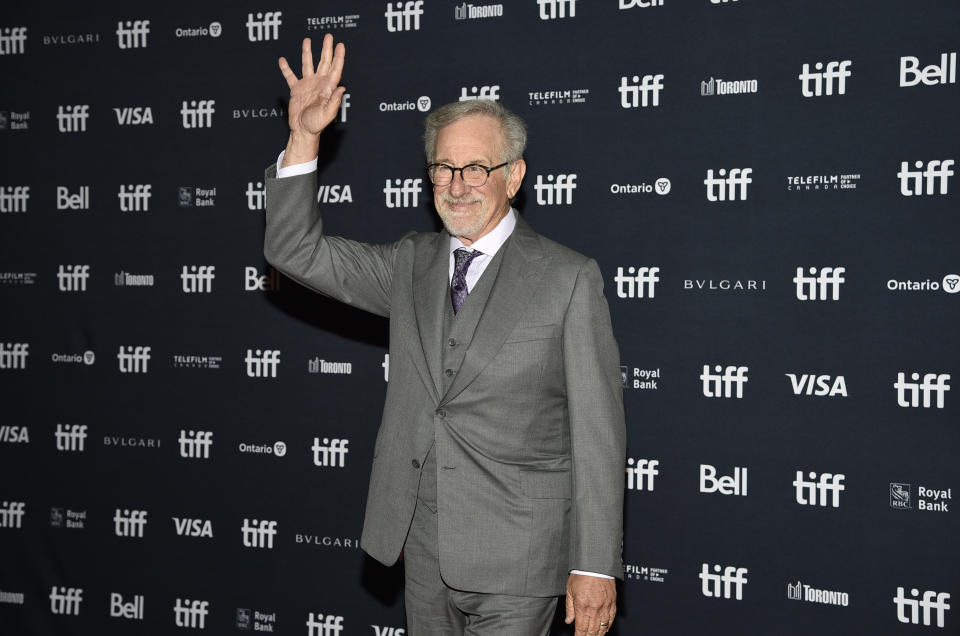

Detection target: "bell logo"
[55, 424, 87, 451]
[118, 346, 151, 373]
[900, 52, 956, 87]
[57, 265, 90, 292]
[383, 178, 422, 208]
[0, 343, 30, 369]
[700, 564, 748, 600]
[116, 20, 149, 49]
[619, 74, 664, 108]
[894, 372, 950, 409]
[538, 0, 576, 19]
[109, 593, 144, 620]
[0, 501, 26, 528]
[49, 587, 83, 615]
[620, 0, 663, 8]
[117, 184, 152, 212]
[700, 464, 748, 496]
[898, 159, 954, 196]
[246, 181, 265, 210]
[181, 100, 215, 128]
[459, 85, 500, 101]
[793, 471, 845, 507]
[0, 27, 28, 55]
[0, 186, 30, 213]
[307, 613, 345, 635]
[700, 365, 748, 399]
[113, 509, 148, 537]
[56, 186, 90, 210]
[241, 518, 278, 548]
[894, 588, 950, 628]
[626, 458, 658, 491]
[799, 60, 852, 97]
[794, 267, 845, 301]
[385, 1, 424, 32]
[615, 266, 658, 299]
[704, 168, 751, 201]
[56, 105, 90, 133]
[245, 266, 281, 291]
[246, 11, 282, 42]
[173, 599, 209, 629]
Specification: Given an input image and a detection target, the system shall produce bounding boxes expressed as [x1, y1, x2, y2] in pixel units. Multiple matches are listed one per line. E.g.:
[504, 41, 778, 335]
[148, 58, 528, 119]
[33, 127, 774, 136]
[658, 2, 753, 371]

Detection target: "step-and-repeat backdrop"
[1, 1, 957, 634]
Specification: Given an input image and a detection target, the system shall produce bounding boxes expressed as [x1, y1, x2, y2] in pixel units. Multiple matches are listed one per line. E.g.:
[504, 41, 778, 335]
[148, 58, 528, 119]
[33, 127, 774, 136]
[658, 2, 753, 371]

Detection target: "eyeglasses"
[426, 162, 509, 187]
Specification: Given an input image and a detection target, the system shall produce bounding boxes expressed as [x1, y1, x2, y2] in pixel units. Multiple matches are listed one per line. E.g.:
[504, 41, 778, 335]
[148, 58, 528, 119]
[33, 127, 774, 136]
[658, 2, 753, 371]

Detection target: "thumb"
[564, 593, 575, 624]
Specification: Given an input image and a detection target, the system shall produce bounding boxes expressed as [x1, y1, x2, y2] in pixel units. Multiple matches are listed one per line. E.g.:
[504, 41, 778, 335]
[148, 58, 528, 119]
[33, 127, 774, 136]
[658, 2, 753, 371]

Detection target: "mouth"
[440, 196, 482, 213]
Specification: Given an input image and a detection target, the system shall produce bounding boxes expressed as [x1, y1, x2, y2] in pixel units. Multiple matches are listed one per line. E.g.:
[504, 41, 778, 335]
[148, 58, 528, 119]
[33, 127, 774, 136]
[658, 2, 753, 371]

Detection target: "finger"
[317, 33, 334, 74]
[328, 41, 346, 85]
[301, 37, 314, 77]
[278, 57, 298, 89]
[564, 593, 575, 624]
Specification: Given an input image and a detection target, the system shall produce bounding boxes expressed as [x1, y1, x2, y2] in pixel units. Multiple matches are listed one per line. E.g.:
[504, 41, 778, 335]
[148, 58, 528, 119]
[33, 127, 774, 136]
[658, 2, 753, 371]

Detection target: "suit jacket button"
[437, 410, 447, 418]
[444, 368, 454, 377]
[448, 339, 457, 347]
[412, 459, 421, 469]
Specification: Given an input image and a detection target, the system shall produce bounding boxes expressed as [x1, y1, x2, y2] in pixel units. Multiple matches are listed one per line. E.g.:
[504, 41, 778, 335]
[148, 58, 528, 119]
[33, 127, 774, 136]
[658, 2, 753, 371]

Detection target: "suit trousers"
[403, 444, 559, 635]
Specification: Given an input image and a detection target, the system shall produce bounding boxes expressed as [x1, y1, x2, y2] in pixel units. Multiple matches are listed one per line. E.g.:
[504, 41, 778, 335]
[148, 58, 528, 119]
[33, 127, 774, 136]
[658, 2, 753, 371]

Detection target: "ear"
[505, 159, 526, 199]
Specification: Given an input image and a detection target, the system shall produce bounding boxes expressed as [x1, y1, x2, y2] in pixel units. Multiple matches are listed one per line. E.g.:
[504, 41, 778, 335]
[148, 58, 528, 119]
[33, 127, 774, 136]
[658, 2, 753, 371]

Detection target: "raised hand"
[278, 34, 346, 166]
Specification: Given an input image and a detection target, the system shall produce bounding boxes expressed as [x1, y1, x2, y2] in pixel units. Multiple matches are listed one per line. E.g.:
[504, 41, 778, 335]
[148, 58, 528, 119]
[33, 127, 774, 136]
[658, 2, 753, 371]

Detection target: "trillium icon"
[943, 275, 960, 294]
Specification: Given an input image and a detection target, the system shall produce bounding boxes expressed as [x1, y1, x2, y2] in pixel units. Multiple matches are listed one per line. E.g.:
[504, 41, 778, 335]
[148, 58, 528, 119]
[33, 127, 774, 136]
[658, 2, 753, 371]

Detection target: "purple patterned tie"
[451, 248, 481, 314]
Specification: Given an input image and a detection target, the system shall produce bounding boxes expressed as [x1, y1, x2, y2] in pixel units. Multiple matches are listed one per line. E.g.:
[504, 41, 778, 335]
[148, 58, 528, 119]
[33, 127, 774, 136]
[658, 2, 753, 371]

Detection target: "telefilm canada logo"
[173, 354, 221, 370]
[528, 88, 589, 106]
[786, 173, 860, 192]
[624, 564, 668, 583]
[307, 15, 359, 30]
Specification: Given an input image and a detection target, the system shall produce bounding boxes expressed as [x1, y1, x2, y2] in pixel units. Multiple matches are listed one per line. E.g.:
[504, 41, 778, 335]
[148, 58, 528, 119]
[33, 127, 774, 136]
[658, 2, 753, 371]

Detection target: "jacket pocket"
[520, 469, 572, 499]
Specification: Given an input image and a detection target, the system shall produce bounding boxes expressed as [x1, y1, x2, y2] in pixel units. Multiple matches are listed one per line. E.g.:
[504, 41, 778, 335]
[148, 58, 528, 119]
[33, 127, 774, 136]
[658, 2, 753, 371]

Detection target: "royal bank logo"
[610, 178, 670, 195]
[794, 267, 845, 301]
[538, 0, 576, 19]
[114, 509, 148, 537]
[787, 580, 849, 607]
[888, 275, 960, 294]
[619, 74, 663, 108]
[0, 186, 30, 213]
[624, 564, 668, 583]
[0, 27, 28, 55]
[55, 424, 87, 451]
[893, 588, 951, 628]
[174, 598, 209, 629]
[0, 110, 30, 130]
[118, 184, 152, 211]
[317, 184, 353, 203]
[181, 100, 215, 128]
[173, 517, 213, 537]
[114, 270, 155, 287]
[116, 20, 149, 49]
[786, 374, 848, 397]
[50, 507, 86, 529]
[794, 471, 845, 507]
[895, 372, 950, 409]
[614, 267, 659, 299]
[246, 181, 265, 210]
[705, 168, 751, 201]
[245, 266, 281, 292]
[307, 613, 345, 635]
[890, 483, 912, 509]
[786, 173, 860, 192]
[118, 346, 151, 373]
[900, 52, 956, 87]
[307, 15, 359, 30]
[383, 178, 422, 207]
[57, 186, 90, 210]
[178, 186, 217, 207]
[246, 11, 282, 41]
[312, 438, 349, 467]
[110, 593, 144, 620]
[0, 590, 25, 604]
[308, 358, 352, 375]
[455, 3, 503, 20]
[236, 607, 276, 631]
[49, 587, 83, 615]
[173, 354, 221, 369]
[0, 425, 29, 443]
[700, 77, 758, 96]
[114, 106, 154, 125]
[57, 265, 90, 292]
[620, 0, 663, 8]
[179, 430, 213, 459]
[799, 60, 852, 97]
[700, 565, 748, 600]
[700, 365, 748, 399]
[242, 518, 278, 548]
[385, 1, 424, 32]
[894, 484, 951, 513]
[898, 159, 954, 196]
[621, 366, 660, 390]
[528, 88, 589, 106]
[700, 464, 748, 496]
[41, 31, 101, 46]
[459, 85, 500, 101]
[181, 265, 215, 293]
[0, 501, 25, 528]
[534, 174, 576, 205]
[245, 349, 280, 378]
[175, 22, 223, 38]
[56, 105, 89, 133]
[625, 458, 658, 491]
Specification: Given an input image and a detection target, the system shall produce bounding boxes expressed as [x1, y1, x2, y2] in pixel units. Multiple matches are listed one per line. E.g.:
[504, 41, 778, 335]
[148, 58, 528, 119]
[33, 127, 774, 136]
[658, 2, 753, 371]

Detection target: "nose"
[448, 169, 470, 197]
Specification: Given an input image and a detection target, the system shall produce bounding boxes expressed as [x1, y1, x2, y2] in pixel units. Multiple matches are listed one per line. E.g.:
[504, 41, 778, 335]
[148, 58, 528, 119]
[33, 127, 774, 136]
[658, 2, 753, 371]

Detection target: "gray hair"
[423, 100, 527, 165]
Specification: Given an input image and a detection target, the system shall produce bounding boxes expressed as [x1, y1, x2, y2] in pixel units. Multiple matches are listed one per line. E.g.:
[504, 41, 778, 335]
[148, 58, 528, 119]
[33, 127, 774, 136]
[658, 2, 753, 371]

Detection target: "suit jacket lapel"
[439, 217, 548, 406]
[412, 232, 449, 401]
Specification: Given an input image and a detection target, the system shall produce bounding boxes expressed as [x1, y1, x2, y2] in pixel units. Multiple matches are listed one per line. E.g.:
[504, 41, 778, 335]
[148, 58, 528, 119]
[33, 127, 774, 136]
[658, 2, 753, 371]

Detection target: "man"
[265, 35, 625, 635]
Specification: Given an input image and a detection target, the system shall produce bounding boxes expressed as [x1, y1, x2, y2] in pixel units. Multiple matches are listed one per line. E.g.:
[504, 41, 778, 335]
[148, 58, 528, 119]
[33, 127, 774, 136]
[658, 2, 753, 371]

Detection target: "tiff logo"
[174, 599, 209, 629]
[246, 181, 265, 210]
[118, 346, 151, 373]
[459, 85, 500, 101]
[900, 52, 956, 87]
[49, 587, 83, 615]
[534, 174, 577, 205]
[700, 365, 748, 399]
[895, 373, 950, 409]
[118, 184, 152, 211]
[0, 27, 28, 55]
[615, 266, 659, 299]
[894, 588, 951, 628]
[619, 74, 663, 108]
[538, 0, 576, 19]
[246, 12, 282, 41]
[0, 501, 25, 528]
[626, 458, 658, 491]
[116, 20, 149, 49]
[181, 265, 215, 293]
[898, 159, 954, 196]
[241, 518, 278, 548]
[55, 424, 87, 451]
[114, 509, 148, 537]
[0, 186, 30, 213]
[57, 265, 90, 292]
[307, 613, 345, 635]
[245, 349, 280, 378]
[339, 93, 350, 122]
[56, 105, 89, 133]
[794, 471, 845, 507]
[385, 2, 424, 32]
[383, 178, 422, 208]
[700, 564, 748, 600]
[0, 343, 30, 369]
[799, 60, 852, 97]
[181, 100, 215, 128]
[704, 168, 751, 201]
[179, 430, 213, 458]
[313, 438, 349, 467]
[794, 267, 845, 301]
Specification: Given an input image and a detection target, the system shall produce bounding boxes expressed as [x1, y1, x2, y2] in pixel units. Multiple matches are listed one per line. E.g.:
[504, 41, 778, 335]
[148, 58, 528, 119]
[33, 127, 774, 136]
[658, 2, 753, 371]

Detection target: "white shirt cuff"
[276, 150, 318, 178]
[570, 570, 614, 579]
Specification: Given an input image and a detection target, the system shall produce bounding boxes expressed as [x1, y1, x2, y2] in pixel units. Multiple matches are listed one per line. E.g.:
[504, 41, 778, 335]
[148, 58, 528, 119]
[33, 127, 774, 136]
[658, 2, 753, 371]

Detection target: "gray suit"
[264, 166, 625, 598]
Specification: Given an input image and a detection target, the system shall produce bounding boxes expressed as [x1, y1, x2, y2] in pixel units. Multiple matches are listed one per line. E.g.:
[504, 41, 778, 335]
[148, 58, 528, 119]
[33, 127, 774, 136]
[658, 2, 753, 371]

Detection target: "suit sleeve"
[563, 258, 626, 580]
[263, 164, 404, 318]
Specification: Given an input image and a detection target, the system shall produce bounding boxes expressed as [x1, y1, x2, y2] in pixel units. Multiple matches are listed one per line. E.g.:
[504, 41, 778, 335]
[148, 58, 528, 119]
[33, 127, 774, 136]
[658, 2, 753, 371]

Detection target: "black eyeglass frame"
[425, 162, 510, 187]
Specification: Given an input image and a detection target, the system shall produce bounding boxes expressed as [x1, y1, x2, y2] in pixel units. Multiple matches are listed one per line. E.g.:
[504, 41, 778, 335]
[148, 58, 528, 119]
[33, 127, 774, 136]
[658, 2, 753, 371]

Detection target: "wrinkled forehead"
[434, 115, 505, 163]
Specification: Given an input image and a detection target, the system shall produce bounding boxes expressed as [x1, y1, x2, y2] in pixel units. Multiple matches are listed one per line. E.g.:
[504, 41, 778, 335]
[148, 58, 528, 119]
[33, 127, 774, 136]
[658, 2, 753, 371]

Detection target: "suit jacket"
[264, 166, 626, 597]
